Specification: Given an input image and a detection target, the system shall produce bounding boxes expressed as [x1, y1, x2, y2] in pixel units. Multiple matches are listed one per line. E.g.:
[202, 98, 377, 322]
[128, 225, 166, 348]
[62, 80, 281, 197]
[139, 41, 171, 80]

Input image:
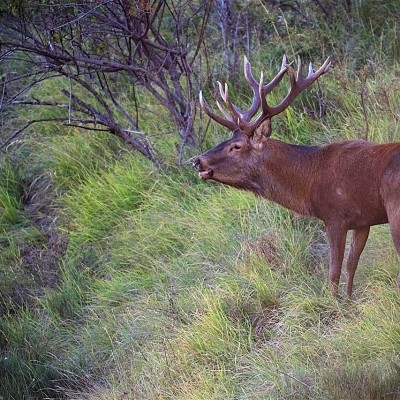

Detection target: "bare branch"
[63, 123, 110, 132]
[52, 0, 114, 31]
[11, 100, 69, 107]
[0, 118, 66, 151]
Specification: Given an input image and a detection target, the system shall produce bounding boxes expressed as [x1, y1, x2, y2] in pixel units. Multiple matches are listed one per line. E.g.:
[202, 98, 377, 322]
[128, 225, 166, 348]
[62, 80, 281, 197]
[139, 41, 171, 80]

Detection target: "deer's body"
[256, 139, 399, 227]
[194, 55, 400, 296]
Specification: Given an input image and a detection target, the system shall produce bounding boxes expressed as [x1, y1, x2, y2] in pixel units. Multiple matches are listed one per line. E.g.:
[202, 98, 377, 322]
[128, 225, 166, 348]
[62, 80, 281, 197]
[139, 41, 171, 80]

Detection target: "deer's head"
[193, 56, 331, 188]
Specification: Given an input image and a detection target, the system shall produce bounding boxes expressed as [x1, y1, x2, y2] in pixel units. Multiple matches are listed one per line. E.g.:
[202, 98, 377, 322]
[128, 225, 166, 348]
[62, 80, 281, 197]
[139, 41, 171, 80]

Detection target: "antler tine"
[263, 56, 331, 118]
[244, 55, 258, 86]
[199, 90, 238, 131]
[258, 71, 273, 118]
[217, 81, 224, 100]
[216, 81, 232, 115]
[298, 56, 331, 89]
[220, 81, 243, 126]
[281, 54, 287, 70]
[296, 56, 302, 79]
[261, 54, 289, 94]
[308, 61, 313, 78]
[232, 56, 262, 122]
[216, 100, 233, 121]
[316, 56, 332, 76]
[286, 62, 297, 87]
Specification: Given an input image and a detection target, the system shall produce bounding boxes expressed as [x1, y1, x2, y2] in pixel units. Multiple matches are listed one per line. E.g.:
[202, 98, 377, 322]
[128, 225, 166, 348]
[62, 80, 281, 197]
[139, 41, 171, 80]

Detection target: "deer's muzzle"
[193, 158, 214, 180]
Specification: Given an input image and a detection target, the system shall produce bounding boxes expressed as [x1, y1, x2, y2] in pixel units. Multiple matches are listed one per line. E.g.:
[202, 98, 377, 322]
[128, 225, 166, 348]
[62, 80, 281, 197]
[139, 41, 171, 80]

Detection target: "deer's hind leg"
[346, 227, 370, 297]
[385, 202, 400, 288]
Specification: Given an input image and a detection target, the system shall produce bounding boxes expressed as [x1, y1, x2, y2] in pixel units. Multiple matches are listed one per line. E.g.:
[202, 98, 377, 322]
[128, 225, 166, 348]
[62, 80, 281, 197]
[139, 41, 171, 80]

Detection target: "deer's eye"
[230, 143, 242, 152]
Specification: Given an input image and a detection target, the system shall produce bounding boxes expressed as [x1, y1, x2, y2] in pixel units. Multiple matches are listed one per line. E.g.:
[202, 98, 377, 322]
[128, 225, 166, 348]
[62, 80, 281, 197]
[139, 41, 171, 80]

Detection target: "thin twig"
[0, 74, 6, 110]
[0, 118, 66, 151]
[52, 0, 113, 31]
[68, 77, 72, 124]
[276, 369, 315, 392]
[11, 100, 69, 107]
[64, 123, 109, 132]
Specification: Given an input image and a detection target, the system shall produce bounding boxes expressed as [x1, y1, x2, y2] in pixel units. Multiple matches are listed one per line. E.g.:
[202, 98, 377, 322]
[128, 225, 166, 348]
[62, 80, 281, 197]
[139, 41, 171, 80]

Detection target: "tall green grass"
[0, 162, 24, 227]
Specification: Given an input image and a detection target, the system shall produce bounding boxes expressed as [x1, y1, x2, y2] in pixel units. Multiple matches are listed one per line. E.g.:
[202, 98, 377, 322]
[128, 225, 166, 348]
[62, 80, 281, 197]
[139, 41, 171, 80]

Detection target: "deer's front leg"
[326, 224, 347, 296]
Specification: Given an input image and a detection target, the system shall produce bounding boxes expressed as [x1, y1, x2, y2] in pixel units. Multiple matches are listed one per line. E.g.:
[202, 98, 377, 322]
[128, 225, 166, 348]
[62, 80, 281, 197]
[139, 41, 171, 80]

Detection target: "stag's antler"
[200, 56, 331, 136]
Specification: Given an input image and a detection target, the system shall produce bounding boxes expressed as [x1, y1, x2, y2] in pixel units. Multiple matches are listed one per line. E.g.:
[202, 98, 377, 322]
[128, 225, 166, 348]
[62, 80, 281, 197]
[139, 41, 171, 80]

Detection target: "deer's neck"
[257, 139, 319, 216]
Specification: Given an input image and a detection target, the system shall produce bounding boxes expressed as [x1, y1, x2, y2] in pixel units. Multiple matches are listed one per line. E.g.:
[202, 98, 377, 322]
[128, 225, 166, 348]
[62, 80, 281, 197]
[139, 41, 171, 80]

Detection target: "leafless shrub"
[0, 1, 212, 165]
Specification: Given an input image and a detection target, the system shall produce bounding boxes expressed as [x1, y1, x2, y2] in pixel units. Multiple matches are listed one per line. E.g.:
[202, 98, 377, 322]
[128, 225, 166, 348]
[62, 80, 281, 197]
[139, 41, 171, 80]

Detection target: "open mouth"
[199, 168, 214, 179]
[192, 159, 214, 180]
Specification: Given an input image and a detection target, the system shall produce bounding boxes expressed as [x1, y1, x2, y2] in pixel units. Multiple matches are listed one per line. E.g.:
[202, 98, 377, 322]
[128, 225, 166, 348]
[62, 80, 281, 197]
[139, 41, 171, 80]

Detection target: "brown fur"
[194, 131, 400, 296]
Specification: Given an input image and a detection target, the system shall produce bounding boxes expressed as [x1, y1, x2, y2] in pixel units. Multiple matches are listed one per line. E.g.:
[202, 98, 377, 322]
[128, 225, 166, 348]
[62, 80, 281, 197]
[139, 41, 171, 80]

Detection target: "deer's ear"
[253, 118, 272, 145]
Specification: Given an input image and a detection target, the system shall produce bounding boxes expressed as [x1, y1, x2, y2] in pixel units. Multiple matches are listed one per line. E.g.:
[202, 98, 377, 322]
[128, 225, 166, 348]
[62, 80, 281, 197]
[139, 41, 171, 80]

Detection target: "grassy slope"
[1, 3, 400, 400]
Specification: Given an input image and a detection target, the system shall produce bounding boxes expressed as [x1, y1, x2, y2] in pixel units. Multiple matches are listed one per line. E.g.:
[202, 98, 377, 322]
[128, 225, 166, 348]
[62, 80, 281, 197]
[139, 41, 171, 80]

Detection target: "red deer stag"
[193, 55, 400, 297]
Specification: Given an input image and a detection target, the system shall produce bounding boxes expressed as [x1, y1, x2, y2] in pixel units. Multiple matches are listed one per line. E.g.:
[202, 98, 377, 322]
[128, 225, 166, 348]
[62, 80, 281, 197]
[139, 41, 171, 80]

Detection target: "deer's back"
[309, 140, 400, 228]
